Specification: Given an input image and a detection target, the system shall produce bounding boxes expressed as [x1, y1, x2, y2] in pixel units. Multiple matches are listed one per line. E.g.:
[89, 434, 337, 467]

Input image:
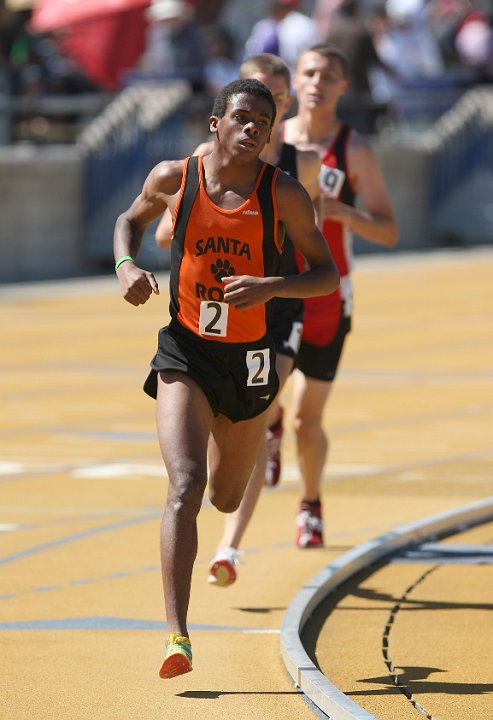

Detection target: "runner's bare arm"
[322, 133, 398, 247]
[114, 160, 184, 305]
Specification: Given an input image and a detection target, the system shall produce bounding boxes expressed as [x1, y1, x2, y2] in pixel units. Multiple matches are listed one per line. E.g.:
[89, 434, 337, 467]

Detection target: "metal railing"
[0, 92, 112, 144]
[418, 86, 493, 209]
[77, 80, 192, 266]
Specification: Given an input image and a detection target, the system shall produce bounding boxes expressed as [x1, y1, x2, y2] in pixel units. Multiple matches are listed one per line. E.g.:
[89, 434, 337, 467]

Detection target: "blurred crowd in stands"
[1, 0, 493, 143]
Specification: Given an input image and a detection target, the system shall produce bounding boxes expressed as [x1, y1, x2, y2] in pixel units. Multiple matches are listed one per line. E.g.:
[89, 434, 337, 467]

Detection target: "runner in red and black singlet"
[283, 44, 398, 549]
[299, 124, 354, 348]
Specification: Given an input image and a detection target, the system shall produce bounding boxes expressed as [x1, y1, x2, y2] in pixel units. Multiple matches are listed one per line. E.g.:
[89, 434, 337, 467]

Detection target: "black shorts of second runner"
[143, 320, 280, 423]
[295, 315, 351, 382]
[268, 297, 304, 360]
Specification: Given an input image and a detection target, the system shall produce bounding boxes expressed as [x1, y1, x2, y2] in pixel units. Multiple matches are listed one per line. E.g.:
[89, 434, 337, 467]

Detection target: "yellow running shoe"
[159, 633, 192, 679]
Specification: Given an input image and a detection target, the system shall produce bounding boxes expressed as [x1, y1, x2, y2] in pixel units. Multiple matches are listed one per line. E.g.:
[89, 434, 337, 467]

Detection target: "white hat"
[146, 0, 189, 22]
[385, 0, 424, 21]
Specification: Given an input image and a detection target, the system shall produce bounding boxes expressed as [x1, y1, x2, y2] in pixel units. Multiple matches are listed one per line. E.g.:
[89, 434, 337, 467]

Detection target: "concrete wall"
[1, 145, 85, 283]
[354, 138, 435, 256]
[0, 136, 478, 283]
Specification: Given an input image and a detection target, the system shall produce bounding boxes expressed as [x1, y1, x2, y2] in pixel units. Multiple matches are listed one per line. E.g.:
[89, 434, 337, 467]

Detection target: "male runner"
[283, 44, 398, 548]
[114, 78, 339, 677]
[155, 54, 322, 587]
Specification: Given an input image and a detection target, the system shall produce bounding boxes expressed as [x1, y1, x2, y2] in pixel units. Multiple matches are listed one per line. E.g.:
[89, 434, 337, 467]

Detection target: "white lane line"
[71, 464, 165, 479]
[0, 462, 23, 474]
[0, 523, 24, 532]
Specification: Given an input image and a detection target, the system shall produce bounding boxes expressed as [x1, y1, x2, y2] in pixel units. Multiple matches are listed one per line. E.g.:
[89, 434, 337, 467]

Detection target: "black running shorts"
[144, 320, 279, 422]
[295, 315, 351, 382]
[268, 297, 304, 360]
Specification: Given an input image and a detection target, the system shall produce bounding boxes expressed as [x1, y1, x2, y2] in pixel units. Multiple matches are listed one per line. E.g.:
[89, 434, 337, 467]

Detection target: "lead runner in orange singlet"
[113, 78, 339, 679]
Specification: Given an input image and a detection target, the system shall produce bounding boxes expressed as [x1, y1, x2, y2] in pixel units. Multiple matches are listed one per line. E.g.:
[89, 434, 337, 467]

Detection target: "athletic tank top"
[169, 155, 282, 343]
[300, 124, 356, 346]
[319, 124, 355, 276]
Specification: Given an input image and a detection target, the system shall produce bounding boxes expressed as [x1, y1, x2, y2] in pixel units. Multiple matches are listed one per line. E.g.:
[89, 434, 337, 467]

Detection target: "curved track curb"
[280, 496, 493, 720]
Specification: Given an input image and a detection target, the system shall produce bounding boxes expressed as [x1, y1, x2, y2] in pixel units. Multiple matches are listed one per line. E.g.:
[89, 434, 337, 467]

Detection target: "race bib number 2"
[246, 348, 270, 386]
[199, 301, 228, 337]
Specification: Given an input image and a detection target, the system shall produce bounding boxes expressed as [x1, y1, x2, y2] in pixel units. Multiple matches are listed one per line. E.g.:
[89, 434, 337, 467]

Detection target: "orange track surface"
[1, 248, 492, 719]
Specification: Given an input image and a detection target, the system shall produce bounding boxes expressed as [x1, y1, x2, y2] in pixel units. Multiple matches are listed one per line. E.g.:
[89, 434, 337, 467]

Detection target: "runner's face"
[249, 72, 292, 133]
[210, 93, 273, 159]
[294, 52, 348, 111]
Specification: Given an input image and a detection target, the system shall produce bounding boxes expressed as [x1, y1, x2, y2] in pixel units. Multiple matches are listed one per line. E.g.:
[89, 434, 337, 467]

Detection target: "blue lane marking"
[0, 512, 160, 566]
[48, 428, 156, 441]
[1, 564, 161, 602]
[396, 542, 493, 564]
[106, 571, 133, 579]
[0, 617, 280, 632]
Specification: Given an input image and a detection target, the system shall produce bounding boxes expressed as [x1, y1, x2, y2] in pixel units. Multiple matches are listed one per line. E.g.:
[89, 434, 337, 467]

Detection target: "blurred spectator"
[140, 0, 207, 91]
[203, 23, 240, 96]
[378, 0, 445, 81]
[427, 0, 468, 66]
[454, 1, 493, 79]
[3, 7, 97, 98]
[366, 0, 485, 128]
[311, 0, 344, 37]
[326, 0, 394, 133]
[187, 0, 228, 25]
[243, 0, 322, 74]
[1, 2, 16, 94]
[0, 6, 102, 143]
[327, 1, 390, 97]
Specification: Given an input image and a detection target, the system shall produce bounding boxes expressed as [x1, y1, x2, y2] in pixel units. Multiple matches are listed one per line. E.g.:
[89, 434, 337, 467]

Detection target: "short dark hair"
[299, 43, 349, 79]
[240, 53, 291, 90]
[211, 78, 277, 126]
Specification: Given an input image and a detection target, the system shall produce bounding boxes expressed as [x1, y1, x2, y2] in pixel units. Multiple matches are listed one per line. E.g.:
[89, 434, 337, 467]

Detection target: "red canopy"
[30, 0, 151, 90]
[31, 0, 150, 32]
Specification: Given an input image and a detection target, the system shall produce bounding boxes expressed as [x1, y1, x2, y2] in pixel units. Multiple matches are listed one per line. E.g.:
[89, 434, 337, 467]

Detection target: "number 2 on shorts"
[199, 301, 228, 337]
[246, 348, 270, 386]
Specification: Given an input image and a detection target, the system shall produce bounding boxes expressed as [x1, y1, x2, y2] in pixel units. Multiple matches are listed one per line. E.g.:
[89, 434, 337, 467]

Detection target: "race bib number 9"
[246, 348, 270, 386]
[199, 301, 228, 337]
[319, 165, 345, 198]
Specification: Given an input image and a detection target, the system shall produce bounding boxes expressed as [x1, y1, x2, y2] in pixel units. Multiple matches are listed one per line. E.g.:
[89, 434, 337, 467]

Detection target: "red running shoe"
[265, 407, 284, 487]
[208, 547, 241, 587]
[296, 500, 324, 548]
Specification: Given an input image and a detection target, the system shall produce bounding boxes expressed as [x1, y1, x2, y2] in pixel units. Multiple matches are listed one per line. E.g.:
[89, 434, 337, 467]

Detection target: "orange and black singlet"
[169, 155, 282, 343]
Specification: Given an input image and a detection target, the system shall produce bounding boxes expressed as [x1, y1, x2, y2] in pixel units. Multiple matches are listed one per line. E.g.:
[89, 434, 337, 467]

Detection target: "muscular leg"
[156, 370, 213, 636]
[214, 435, 267, 549]
[215, 353, 294, 550]
[291, 368, 333, 501]
[207, 409, 268, 513]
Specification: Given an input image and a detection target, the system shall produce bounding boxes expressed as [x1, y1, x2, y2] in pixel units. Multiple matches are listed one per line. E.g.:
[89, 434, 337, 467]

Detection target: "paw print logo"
[211, 258, 236, 282]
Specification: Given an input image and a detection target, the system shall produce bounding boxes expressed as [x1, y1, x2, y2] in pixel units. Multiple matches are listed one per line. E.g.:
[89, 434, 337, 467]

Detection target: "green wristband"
[115, 255, 133, 271]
